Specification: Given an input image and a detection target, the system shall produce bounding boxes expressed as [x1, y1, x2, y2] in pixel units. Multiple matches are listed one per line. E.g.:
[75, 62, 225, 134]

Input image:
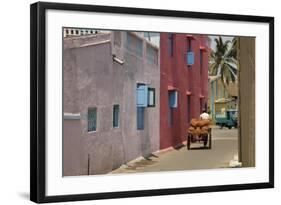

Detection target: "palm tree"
[229, 37, 239, 61]
[209, 36, 238, 92]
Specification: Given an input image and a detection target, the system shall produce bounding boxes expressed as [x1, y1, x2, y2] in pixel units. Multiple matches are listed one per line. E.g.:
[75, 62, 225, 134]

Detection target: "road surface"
[110, 127, 238, 174]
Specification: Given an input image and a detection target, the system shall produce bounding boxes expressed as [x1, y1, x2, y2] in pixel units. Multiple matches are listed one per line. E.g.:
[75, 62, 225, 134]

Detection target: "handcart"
[187, 120, 212, 150]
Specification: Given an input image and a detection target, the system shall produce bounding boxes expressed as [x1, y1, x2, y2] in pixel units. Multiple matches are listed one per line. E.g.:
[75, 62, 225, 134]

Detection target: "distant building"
[159, 33, 209, 149]
[63, 31, 160, 176]
[208, 75, 238, 119]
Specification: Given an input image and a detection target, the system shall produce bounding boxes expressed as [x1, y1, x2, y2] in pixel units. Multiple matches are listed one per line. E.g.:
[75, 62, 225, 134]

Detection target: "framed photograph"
[30, 1, 274, 203]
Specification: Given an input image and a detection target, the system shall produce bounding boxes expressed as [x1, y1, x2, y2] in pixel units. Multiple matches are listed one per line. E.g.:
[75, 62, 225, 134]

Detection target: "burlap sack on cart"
[197, 119, 210, 128]
[188, 126, 195, 132]
[201, 126, 209, 132]
[189, 119, 210, 135]
[190, 118, 199, 127]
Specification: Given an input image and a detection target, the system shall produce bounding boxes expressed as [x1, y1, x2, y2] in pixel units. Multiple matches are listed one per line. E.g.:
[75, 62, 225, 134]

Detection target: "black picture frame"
[30, 1, 274, 203]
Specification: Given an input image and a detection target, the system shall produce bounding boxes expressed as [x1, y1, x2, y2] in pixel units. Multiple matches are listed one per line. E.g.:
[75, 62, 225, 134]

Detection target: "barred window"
[88, 108, 97, 132]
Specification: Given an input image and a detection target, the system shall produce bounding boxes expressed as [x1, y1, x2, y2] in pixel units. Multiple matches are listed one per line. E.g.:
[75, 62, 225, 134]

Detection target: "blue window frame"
[137, 107, 145, 130]
[186, 52, 195, 66]
[113, 105, 119, 128]
[168, 90, 177, 126]
[169, 90, 178, 108]
[136, 84, 148, 107]
[88, 108, 97, 132]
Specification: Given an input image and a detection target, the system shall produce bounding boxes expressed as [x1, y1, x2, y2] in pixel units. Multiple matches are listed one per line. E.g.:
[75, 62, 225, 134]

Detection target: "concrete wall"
[239, 37, 256, 167]
[63, 119, 84, 176]
[159, 33, 209, 149]
[63, 32, 160, 176]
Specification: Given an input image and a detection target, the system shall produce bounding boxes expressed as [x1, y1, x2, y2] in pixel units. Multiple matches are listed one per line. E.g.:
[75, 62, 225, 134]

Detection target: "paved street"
[110, 127, 238, 174]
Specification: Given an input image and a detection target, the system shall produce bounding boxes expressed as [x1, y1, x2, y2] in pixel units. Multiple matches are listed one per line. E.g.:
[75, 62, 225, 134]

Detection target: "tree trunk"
[220, 75, 230, 97]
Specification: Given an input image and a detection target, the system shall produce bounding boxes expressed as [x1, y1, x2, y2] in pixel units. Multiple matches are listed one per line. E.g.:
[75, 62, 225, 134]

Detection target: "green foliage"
[209, 36, 238, 87]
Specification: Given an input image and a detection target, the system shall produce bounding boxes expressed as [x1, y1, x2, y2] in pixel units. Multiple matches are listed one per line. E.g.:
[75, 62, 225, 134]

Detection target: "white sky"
[209, 35, 234, 50]
[208, 35, 237, 77]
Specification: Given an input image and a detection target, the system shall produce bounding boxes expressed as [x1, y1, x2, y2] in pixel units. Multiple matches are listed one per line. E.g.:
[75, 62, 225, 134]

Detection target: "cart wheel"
[203, 135, 208, 147]
[228, 126, 232, 129]
[191, 135, 196, 143]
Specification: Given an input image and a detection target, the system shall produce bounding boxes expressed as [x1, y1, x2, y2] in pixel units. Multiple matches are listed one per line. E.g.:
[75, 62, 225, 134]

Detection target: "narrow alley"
[110, 127, 238, 174]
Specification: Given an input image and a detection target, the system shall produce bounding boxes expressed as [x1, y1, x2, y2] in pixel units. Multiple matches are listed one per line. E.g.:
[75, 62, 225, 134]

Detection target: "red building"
[160, 33, 210, 149]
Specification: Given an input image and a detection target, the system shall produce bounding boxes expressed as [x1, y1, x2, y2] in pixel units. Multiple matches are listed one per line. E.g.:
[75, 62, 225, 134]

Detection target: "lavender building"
[63, 30, 160, 176]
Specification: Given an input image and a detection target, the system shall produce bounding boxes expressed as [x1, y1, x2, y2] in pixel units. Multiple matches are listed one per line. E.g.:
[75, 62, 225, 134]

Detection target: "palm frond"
[210, 36, 238, 90]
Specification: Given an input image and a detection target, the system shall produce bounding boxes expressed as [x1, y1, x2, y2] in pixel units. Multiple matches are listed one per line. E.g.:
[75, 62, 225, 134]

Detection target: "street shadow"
[124, 158, 157, 170]
[173, 143, 185, 150]
[188, 146, 211, 150]
[143, 153, 159, 160]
